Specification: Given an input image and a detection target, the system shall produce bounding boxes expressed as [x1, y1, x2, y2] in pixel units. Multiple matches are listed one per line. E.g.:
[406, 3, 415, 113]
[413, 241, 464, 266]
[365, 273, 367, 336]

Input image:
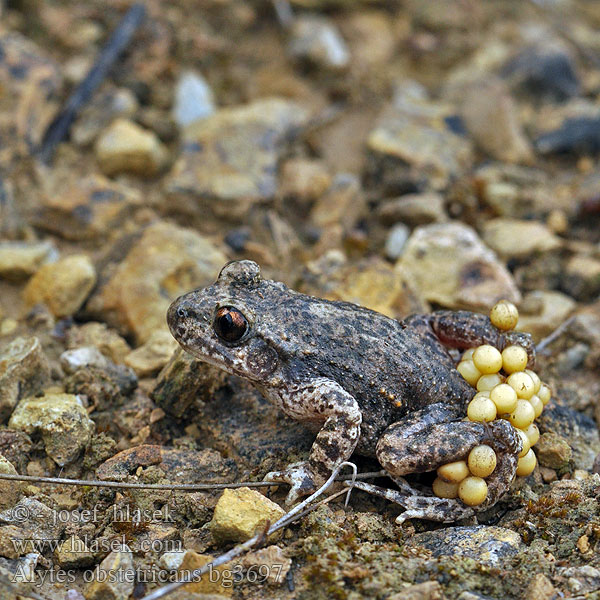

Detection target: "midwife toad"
[167, 260, 535, 522]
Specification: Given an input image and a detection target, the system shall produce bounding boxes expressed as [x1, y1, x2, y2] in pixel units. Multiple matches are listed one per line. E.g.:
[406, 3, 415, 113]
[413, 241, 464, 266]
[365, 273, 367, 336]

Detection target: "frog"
[167, 260, 535, 523]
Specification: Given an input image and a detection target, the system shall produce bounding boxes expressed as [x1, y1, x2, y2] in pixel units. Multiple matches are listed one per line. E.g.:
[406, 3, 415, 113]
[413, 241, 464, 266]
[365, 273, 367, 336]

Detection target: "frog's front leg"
[265, 378, 362, 504]
[404, 311, 535, 366]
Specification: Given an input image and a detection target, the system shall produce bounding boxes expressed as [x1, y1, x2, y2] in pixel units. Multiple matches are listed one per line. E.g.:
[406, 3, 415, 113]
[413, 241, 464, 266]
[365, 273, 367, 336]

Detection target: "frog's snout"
[167, 295, 197, 340]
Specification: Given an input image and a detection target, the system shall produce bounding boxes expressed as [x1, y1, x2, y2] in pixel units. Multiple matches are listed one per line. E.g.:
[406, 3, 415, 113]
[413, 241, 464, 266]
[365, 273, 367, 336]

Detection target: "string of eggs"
[433, 300, 551, 507]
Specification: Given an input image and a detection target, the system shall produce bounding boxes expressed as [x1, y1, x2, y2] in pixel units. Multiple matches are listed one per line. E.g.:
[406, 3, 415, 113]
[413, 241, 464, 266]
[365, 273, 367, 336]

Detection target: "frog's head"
[167, 260, 284, 384]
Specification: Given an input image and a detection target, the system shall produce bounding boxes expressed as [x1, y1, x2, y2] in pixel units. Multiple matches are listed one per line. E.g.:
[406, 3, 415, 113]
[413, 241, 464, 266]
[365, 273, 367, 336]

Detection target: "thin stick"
[38, 3, 146, 164]
[138, 463, 358, 600]
[0, 469, 384, 491]
[536, 316, 575, 354]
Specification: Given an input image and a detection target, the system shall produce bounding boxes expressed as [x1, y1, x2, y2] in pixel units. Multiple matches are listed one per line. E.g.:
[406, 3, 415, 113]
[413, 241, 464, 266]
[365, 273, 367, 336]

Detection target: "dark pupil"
[214, 307, 247, 342]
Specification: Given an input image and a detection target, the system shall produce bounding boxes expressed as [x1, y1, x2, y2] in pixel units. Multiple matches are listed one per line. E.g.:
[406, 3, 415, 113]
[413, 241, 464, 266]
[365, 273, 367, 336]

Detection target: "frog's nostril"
[177, 307, 188, 319]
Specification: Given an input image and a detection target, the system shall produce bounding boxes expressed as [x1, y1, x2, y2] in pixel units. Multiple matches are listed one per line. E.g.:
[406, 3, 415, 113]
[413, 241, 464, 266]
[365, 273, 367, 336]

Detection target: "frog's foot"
[347, 481, 475, 523]
[265, 461, 319, 505]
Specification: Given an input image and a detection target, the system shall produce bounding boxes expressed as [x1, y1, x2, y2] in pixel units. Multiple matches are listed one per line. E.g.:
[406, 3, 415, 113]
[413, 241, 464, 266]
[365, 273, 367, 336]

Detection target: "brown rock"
[34, 175, 142, 240]
[0, 241, 58, 281]
[85, 547, 134, 600]
[23, 254, 96, 318]
[525, 573, 557, 600]
[0, 32, 62, 156]
[518, 290, 576, 341]
[66, 322, 131, 364]
[398, 222, 520, 311]
[482, 218, 562, 260]
[162, 551, 233, 597]
[536, 433, 572, 470]
[95, 118, 169, 177]
[0, 455, 23, 510]
[9, 393, 94, 466]
[377, 192, 446, 226]
[389, 581, 445, 600]
[461, 77, 533, 164]
[0, 337, 51, 423]
[279, 158, 331, 204]
[563, 255, 600, 301]
[124, 330, 179, 377]
[167, 98, 309, 218]
[240, 545, 291, 584]
[310, 173, 365, 231]
[86, 221, 226, 343]
[210, 488, 285, 543]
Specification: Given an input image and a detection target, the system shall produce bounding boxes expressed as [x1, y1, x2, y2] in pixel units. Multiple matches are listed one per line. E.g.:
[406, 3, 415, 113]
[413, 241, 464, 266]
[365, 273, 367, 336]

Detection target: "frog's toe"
[265, 462, 318, 505]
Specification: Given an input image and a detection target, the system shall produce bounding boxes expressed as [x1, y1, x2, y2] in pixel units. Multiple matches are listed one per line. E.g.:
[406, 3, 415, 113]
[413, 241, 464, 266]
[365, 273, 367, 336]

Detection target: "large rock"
[166, 98, 309, 217]
[9, 393, 94, 466]
[95, 118, 169, 176]
[23, 254, 96, 318]
[406, 526, 523, 567]
[86, 221, 226, 343]
[0, 32, 62, 156]
[0, 455, 24, 510]
[460, 77, 533, 164]
[397, 222, 521, 311]
[0, 337, 51, 423]
[481, 218, 561, 260]
[518, 290, 576, 340]
[85, 547, 134, 600]
[367, 99, 473, 190]
[0, 241, 58, 281]
[34, 175, 142, 240]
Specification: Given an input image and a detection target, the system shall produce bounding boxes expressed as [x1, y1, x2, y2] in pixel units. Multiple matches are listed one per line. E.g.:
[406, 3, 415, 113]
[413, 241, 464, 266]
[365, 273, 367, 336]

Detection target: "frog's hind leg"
[348, 480, 476, 523]
[364, 406, 522, 522]
[403, 311, 535, 366]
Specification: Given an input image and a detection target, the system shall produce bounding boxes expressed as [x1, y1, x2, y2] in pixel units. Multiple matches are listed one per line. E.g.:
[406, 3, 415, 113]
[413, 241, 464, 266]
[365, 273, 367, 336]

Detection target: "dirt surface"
[0, 1, 600, 599]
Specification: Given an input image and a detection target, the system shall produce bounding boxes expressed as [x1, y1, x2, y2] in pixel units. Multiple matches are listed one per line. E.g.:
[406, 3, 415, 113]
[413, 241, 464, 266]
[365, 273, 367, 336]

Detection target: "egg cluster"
[433, 300, 551, 507]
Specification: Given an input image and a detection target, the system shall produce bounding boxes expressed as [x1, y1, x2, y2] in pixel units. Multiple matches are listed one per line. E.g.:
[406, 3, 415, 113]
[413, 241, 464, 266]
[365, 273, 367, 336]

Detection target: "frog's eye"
[213, 306, 248, 343]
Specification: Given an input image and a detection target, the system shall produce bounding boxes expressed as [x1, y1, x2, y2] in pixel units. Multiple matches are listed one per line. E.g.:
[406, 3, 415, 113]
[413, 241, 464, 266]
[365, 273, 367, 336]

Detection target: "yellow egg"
[525, 369, 541, 394]
[467, 445, 497, 478]
[473, 345, 503, 374]
[458, 476, 488, 506]
[538, 383, 551, 405]
[467, 396, 497, 423]
[432, 477, 459, 499]
[437, 460, 469, 483]
[507, 372, 535, 399]
[501, 345, 528, 374]
[508, 399, 535, 429]
[489, 383, 518, 414]
[477, 373, 504, 392]
[516, 449, 537, 476]
[457, 360, 481, 387]
[490, 300, 519, 331]
[529, 394, 543, 418]
[462, 348, 475, 361]
[516, 428, 531, 458]
[524, 423, 540, 446]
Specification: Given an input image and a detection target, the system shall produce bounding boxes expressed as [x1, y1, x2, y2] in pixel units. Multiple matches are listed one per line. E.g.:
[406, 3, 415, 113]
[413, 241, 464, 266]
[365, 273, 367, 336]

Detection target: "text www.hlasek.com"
[14, 563, 286, 587]
[10, 535, 183, 555]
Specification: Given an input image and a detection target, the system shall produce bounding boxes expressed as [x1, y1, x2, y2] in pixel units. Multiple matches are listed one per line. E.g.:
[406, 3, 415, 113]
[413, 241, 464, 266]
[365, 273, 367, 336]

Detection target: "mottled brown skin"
[167, 260, 534, 522]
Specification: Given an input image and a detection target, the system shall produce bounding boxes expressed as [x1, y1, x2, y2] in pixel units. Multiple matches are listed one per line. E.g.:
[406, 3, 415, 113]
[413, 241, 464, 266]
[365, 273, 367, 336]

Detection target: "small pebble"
[384, 223, 410, 260]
